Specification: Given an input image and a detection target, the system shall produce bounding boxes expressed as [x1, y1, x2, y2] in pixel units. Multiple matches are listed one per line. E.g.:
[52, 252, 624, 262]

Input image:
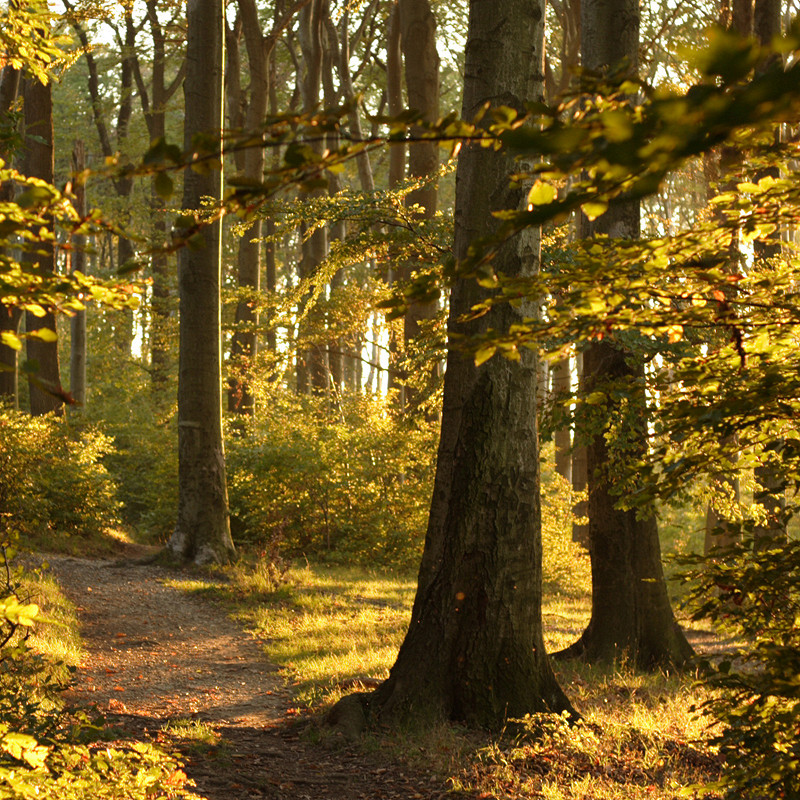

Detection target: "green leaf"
[153, 171, 173, 200]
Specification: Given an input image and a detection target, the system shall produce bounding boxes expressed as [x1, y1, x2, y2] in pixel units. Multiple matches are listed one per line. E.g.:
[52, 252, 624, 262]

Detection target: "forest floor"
[48, 547, 461, 800]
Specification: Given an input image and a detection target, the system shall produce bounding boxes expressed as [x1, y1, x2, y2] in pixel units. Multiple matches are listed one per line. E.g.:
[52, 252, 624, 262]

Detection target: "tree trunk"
[168, 0, 235, 566]
[558, 0, 692, 668]
[69, 140, 88, 410]
[397, 0, 440, 414]
[365, 0, 572, 729]
[295, 0, 329, 396]
[0, 65, 21, 404]
[22, 77, 62, 417]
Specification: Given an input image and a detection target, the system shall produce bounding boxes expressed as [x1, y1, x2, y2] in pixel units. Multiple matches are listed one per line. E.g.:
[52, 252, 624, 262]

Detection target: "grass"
[169, 553, 723, 800]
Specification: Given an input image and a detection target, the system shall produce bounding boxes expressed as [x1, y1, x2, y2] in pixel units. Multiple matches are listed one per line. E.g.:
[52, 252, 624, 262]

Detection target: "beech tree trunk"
[0, 64, 21, 404]
[366, 0, 573, 728]
[22, 77, 62, 417]
[397, 0, 440, 413]
[558, 0, 692, 668]
[69, 140, 87, 410]
[168, 0, 235, 566]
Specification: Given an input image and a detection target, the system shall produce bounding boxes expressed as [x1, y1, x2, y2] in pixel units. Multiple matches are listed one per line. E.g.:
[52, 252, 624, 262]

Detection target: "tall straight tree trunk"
[386, 0, 406, 402]
[397, 0, 440, 413]
[364, 0, 572, 728]
[0, 64, 21, 404]
[168, 0, 235, 565]
[295, 0, 329, 395]
[69, 140, 88, 409]
[558, 0, 692, 667]
[22, 77, 62, 417]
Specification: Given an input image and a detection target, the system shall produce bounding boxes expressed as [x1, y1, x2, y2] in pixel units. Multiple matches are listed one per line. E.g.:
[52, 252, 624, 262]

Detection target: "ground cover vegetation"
[2, 0, 800, 796]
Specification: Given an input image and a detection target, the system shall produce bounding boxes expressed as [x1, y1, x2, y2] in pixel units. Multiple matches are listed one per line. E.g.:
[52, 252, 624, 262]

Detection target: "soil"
[47, 548, 459, 800]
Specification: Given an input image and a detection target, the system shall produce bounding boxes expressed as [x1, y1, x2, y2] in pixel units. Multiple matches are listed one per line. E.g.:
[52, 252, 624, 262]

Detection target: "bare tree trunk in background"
[65, 0, 137, 355]
[397, 0, 440, 414]
[169, 0, 235, 566]
[0, 64, 22, 405]
[295, 0, 329, 395]
[69, 141, 88, 410]
[386, 0, 406, 403]
[22, 77, 62, 417]
[558, 0, 692, 668]
[132, 0, 187, 397]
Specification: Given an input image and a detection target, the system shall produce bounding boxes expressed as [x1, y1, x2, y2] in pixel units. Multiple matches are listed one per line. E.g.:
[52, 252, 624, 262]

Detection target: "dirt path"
[48, 554, 455, 800]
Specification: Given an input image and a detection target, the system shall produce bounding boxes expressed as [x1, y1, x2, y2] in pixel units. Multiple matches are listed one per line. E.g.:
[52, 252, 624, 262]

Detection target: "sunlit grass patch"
[22, 565, 83, 675]
[169, 562, 416, 705]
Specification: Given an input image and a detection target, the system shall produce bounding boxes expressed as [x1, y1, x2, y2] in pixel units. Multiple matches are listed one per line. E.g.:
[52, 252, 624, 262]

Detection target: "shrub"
[0, 407, 120, 545]
[677, 538, 800, 799]
[226, 391, 437, 568]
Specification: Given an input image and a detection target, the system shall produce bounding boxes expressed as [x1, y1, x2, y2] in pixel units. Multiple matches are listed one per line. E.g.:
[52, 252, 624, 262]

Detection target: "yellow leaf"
[0, 331, 21, 351]
[582, 201, 608, 221]
[526, 181, 557, 207]
[474, 346, 496, 366]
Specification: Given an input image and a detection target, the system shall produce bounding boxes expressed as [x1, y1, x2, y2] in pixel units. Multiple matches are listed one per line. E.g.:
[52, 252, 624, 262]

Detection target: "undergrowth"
[0, 544, 200, 800]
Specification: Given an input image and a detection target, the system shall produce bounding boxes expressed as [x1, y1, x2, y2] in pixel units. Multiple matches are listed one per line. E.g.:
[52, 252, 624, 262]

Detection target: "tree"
[556, 0, 693, 668]
[22, 76, 63, 417]
[361, 0, 573, 728]
[167, 0, 235, 566]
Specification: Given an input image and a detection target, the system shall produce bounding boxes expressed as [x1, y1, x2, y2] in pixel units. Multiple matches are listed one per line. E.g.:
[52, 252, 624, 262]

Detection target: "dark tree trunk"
[397, 0, 440, 414]
[557, 0, 692, 668]
[0, 65, 21, 404]
[364, 0, 573, 729]
[168, 0, 235, 566]
[69, 140, 88, 410]
[22, 78, 62, 417]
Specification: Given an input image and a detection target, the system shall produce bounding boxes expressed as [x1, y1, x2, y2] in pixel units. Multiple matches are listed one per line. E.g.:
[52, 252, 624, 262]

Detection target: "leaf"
[28, 327, 57, 343]
[474, 345, 497, 366]
[527, 181, 557, 207]
[582, 201, 608, 220]
[0, 331, 22, 351]
[154, 171, 173, 200]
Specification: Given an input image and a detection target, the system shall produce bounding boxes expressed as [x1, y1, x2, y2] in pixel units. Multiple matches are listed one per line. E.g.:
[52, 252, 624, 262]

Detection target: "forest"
[2, 0, 800, 797]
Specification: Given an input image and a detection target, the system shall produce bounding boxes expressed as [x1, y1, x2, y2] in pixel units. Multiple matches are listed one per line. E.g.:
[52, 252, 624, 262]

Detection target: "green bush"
[539, 448, 591, 595]
[677, 538, 800, 799]
[0, 408, 120, 544]
[226, 392, 437, 568]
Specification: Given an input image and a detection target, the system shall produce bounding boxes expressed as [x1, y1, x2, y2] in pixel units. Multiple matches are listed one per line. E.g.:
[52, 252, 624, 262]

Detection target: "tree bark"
[168, 0, 235, 566]
[558, 0, 692, 668]
[397, 0, 440, 414]
[0, 64, 21, 404]
[69, 140, 87, 410]
[365, 0, 572, 729]
[22, 77, 62, 417]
